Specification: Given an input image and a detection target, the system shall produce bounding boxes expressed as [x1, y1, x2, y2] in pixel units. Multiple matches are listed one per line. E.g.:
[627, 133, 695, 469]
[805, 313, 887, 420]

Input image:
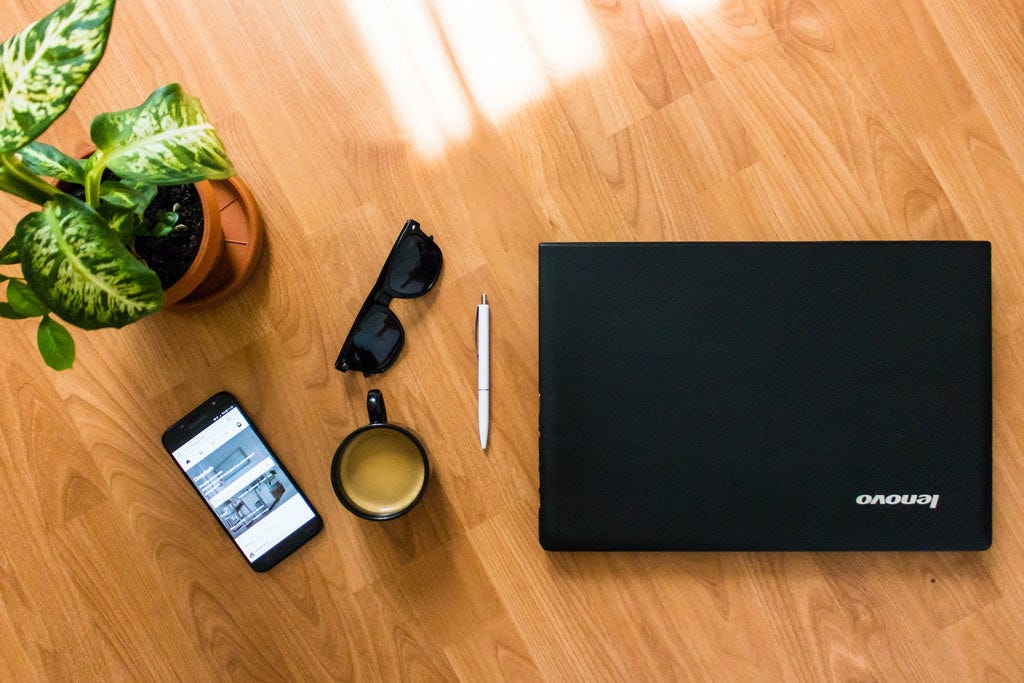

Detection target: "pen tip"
[481, 293, 488, 304]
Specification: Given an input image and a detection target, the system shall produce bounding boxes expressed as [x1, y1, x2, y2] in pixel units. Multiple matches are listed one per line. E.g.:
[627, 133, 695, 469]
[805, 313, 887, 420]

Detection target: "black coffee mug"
[331, 390, 430, 521]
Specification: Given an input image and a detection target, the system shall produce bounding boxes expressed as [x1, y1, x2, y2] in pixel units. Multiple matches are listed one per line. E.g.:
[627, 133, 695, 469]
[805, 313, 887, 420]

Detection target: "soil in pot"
[133, 183, 204, 290]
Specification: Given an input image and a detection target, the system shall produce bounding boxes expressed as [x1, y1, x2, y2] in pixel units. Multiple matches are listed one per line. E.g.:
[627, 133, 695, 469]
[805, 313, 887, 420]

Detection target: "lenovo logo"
[856, 493, 939, 508]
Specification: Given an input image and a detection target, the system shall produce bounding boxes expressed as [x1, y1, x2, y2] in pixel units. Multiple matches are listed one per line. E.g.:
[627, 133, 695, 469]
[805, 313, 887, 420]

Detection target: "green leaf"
[16, 141, 85, 183]
[80, 154, 96, 177]
[96, 202, 139, 243]
[151, 225, 174, 238]
[0, 233, 18, 264]
[37, 315, 75, 370]
[91, 83, 236, 185]
[0, 0, 116, 153]
[7, 278, 48, 316]
[0, 156, 24, 200]
[99, 180, 156, 214]
[0, 301, 32, 319]
[150, 209, 179, 237]
[15, 193, 164, 330]
[0, 152, 59, 204]
[155, 210, 179, 224]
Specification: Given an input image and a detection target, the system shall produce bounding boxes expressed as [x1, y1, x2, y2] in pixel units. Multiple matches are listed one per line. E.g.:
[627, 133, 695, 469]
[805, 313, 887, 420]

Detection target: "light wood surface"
[2, 0, 1023, 679]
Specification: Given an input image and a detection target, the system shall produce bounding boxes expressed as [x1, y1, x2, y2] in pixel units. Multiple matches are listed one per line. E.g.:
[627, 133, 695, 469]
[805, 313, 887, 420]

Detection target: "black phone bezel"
[161, 391, 323, 572]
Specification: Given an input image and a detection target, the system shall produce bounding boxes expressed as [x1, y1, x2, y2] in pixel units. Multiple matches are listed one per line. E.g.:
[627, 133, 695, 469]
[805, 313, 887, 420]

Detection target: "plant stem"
[0, 154, 59, 205]
[84, 154, 104, 208]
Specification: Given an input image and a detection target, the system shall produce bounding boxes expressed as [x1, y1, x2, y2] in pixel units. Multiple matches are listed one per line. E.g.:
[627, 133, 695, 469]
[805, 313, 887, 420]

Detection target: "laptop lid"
[538, 242, 991, 551]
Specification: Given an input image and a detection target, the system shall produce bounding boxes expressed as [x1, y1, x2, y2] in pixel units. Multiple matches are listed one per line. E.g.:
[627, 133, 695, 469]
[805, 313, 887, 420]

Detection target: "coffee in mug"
[331, 390, 429, 520]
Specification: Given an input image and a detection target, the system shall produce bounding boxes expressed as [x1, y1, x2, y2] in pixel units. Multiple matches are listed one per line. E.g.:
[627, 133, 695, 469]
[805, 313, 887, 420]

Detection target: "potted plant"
[0, 0, 257, 370]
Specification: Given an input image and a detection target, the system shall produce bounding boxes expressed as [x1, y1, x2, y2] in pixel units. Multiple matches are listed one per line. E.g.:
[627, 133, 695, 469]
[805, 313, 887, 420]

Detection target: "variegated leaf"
[15, 193, 163, 330]
[100, 180, 156, 214]
[96, 202, 139, 243]
[17, 141, 85, 183]
[0, 0, 115, 153]
[0, 152, 56, 204]
[91, 83, 235, 185]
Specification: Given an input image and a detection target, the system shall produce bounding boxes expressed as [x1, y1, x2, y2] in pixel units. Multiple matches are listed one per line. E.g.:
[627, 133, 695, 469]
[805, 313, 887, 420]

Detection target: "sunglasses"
[335, 219, 443, 376]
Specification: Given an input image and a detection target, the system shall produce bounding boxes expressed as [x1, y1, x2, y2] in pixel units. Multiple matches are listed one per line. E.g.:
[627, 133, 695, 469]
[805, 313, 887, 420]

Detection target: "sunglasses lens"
[387, 232, 442, 297]
[337, 221, 441, 376]
[339, 306, 404, 374]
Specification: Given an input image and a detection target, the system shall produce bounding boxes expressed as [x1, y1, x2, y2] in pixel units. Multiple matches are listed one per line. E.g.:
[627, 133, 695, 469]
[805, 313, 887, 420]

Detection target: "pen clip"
[475, 294, 488, 354]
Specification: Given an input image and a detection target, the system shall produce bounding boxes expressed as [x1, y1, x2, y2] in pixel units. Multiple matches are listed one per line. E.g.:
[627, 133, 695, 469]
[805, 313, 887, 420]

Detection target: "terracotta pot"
[165, 175, 264, 311]
[162, 179, 224, 306]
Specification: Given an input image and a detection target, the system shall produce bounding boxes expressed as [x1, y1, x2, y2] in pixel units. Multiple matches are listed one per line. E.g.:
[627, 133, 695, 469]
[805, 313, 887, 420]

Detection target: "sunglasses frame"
[335, 219, 442, 376]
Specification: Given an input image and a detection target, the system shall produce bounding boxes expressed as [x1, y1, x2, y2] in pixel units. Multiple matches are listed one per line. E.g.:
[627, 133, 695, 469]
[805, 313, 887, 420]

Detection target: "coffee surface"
[338, 428, 425, 515]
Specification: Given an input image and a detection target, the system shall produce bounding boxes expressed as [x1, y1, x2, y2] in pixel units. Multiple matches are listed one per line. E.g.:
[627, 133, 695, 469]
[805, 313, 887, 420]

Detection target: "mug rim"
[330, 422, 430, 521]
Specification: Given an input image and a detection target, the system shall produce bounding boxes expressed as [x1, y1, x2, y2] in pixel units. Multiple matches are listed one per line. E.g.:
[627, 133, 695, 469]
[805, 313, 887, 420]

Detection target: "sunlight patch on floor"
[344, 0, 604, 157]
[434, 0, 605, 123]
[657, 0, 721, 17]
[343, 0, 473, 157]
[432, 0, 549, 125]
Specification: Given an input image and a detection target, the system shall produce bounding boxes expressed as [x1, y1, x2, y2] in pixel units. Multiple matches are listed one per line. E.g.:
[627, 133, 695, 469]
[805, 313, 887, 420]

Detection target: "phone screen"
[169, 403, 318, 563]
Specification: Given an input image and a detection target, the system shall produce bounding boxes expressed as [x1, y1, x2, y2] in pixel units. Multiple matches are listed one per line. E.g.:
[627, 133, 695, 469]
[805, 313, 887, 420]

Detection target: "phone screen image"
[170, 404, 317, 563]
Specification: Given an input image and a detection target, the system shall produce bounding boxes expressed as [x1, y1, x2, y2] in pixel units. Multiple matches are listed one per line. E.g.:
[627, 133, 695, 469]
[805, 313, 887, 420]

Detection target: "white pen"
[476, 294, 490, 450]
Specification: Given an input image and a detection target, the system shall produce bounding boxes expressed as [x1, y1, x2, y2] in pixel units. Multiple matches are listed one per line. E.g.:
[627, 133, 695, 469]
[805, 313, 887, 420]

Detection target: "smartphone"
[161, 392, 323, 572]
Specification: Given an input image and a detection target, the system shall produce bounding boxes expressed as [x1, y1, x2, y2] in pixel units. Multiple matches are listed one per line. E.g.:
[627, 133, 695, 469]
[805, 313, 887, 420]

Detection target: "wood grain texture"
[1, 0, 1023, 679]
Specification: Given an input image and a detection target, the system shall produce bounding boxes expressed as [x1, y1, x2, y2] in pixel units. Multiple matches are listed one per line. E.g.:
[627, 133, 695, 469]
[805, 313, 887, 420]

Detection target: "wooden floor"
[2, 0, 1023, 679]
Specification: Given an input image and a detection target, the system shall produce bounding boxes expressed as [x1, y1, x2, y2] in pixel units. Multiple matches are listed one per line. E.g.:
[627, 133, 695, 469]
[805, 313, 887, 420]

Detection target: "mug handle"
[367, 389, 387, 425]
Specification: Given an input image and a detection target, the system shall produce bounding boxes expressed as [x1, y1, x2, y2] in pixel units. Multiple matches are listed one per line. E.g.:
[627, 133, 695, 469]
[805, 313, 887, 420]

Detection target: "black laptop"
[538, 242, 991, 551]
